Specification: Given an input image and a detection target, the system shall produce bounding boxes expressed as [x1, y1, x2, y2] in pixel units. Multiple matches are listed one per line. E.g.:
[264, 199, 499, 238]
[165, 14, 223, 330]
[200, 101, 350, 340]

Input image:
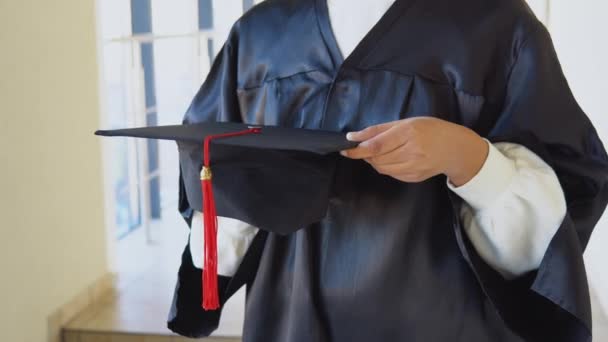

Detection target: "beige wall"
[0, 1, 109, 341]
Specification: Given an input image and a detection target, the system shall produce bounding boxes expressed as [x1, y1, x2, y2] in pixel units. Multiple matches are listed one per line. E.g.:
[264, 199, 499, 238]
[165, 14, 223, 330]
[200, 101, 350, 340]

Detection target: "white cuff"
[453, 141, 566, 279]
[447, 139, 517, 211]
[190, 211, 259, 276]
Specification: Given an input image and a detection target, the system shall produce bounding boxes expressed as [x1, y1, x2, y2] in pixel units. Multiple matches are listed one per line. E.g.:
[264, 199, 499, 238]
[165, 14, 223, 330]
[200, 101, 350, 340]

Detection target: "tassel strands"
[200, 126, 262, 310]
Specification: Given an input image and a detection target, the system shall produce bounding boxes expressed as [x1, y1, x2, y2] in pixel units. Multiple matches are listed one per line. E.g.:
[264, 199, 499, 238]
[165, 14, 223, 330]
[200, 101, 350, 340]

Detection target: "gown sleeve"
[449, 21, 608, 342]
[449, 141, 566, 280]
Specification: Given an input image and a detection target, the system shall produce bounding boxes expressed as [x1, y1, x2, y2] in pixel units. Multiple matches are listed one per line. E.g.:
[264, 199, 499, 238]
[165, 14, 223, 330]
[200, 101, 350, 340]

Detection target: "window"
[98, 0, 263, 241]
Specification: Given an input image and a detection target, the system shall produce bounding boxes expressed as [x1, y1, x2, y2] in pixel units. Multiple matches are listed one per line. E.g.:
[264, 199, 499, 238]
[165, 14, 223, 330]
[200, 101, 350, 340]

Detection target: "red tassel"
[201, 126, 261, 310]
[201, 173, 219, 309]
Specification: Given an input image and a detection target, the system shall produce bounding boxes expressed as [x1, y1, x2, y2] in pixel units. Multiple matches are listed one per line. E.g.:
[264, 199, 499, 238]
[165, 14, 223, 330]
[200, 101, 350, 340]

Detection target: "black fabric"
[167, 230, 267, 337]
[179, 143, 338, 234]
[99, 0, 608, 341]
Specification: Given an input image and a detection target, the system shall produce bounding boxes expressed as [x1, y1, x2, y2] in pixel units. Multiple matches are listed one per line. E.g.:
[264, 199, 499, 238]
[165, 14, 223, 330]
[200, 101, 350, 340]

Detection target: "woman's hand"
[340, 117, 489, 186]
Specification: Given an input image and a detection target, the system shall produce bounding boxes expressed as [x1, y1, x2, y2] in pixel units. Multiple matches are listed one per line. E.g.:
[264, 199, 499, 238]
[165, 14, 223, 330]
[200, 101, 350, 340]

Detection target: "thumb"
[346, 121, 396, 142]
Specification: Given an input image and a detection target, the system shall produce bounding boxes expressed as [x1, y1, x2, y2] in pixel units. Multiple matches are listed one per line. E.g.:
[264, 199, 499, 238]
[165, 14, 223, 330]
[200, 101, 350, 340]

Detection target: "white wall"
[0, 1, 109, 341]
[547, 1, 608, 313]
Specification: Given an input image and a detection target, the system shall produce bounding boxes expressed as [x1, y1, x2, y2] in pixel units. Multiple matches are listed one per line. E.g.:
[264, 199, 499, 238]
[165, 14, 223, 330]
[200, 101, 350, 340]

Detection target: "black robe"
[167, 0, 608, 341]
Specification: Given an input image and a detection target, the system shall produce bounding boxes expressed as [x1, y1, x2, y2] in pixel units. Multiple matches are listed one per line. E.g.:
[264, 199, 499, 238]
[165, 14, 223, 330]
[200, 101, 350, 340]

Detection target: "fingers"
[363, 144, 411, 165]
[371, 160, 413, 175]
[345, 121, 396, 142]
[392, 173, 430, 183]
[370, 161, 432, 183]
[375, 166, 433, 183]
[341, 124, 408, 159]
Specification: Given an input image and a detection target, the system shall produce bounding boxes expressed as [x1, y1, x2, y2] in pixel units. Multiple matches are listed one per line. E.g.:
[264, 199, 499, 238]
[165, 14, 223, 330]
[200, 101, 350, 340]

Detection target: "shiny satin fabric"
[169, 0, 608, 341]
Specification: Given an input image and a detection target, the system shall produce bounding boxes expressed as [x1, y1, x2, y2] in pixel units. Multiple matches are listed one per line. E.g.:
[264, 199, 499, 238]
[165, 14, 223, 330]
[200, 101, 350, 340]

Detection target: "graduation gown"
[167, 0, 608, 341]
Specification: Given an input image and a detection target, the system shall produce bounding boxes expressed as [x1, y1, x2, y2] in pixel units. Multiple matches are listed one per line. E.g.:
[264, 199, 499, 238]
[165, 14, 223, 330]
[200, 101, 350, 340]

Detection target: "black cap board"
[95, 122, 358, 234]
[95, 122, 357, 154]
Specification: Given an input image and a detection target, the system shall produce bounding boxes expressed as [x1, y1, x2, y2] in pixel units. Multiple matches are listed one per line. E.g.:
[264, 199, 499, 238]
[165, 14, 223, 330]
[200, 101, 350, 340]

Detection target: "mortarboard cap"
[96, 122, 357, 310]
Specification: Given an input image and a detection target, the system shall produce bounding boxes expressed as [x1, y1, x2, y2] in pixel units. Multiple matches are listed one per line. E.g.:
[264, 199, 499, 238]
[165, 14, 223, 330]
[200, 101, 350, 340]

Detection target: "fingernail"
[340, 150, 348, 157]
[346, 132, 355, 141]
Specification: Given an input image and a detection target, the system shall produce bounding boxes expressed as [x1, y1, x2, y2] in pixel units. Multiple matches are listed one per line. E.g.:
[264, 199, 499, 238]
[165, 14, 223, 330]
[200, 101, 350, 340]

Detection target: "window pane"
[211, 0, 244, 53]
[152, 0, 198, 35]
[102, 41, 143, 238]
[152, 36, 203, 208]
[98, 0, 132, 40]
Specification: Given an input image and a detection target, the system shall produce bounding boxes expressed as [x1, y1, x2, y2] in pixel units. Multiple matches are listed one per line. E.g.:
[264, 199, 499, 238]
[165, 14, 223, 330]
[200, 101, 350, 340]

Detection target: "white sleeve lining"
[448, 141, 566, 279]
[190, 211, 259, 276]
